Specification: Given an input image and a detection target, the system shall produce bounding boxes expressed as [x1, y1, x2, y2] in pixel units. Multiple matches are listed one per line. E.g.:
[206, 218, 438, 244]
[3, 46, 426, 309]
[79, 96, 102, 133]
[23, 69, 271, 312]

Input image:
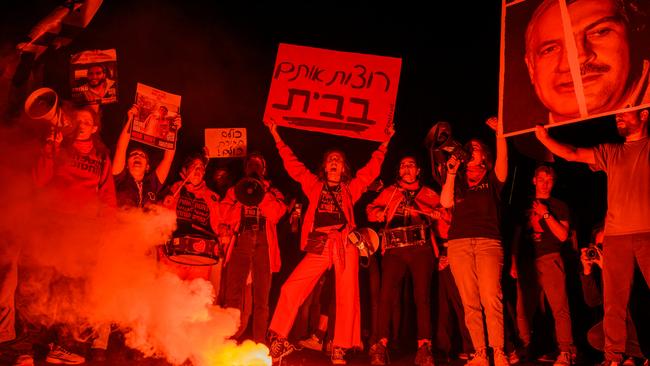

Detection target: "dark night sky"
[1, 0, 611, 242]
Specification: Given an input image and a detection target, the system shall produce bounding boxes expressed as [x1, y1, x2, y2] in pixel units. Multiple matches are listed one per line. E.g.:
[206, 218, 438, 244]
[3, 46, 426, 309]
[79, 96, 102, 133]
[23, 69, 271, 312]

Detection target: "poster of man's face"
[70, 49, 118, 106]
[500, 0, 650, 136]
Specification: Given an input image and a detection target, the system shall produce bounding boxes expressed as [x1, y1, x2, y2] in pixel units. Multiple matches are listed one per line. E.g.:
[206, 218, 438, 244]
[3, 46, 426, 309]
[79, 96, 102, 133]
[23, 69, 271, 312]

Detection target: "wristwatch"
[543, 212, 551, 220]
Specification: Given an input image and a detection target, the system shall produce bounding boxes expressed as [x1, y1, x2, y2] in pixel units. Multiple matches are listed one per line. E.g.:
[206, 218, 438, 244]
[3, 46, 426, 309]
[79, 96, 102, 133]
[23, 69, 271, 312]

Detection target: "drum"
[163, 235, 221, 266]
[383, 224, 427, 249]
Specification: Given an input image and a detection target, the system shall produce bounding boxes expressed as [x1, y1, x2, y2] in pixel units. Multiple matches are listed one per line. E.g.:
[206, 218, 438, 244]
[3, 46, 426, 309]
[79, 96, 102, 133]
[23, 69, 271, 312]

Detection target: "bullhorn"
[234, 174, 265, 207]
[24, 87, 60, 124]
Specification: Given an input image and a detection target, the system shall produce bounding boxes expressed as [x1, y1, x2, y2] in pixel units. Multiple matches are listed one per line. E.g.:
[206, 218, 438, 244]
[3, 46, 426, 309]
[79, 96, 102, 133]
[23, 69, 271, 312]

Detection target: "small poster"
[205, 128, 247, 158]
[131, 83, 181, 151]
[70, 49, 118, 105]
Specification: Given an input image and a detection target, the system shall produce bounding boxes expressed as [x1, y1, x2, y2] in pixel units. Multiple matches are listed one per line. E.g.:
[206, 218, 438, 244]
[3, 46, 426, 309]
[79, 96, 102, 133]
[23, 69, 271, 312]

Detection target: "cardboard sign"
[131, 83, 181, 151]
[499, 0, 650, 136]
[264, 43, 401, 142]
[70, 49, 118, 105]
[205, 128, 247, 158]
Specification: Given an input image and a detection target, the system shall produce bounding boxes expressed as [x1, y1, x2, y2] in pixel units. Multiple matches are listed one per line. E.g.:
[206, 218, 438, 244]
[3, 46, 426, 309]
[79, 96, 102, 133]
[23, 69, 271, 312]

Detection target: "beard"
[617, 125, 629, 137]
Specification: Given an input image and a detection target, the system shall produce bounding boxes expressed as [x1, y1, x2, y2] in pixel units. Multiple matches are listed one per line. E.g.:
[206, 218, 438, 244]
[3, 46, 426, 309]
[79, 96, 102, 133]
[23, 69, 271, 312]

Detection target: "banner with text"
[131, 83, 181, 151]
[264, 43, 401, 142]
[204, 128, 247, 158]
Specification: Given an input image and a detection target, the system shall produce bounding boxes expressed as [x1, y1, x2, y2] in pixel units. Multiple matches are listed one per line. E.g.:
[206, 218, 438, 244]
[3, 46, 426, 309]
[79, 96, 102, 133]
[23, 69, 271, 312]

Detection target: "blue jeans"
[448, 237, 504, 350]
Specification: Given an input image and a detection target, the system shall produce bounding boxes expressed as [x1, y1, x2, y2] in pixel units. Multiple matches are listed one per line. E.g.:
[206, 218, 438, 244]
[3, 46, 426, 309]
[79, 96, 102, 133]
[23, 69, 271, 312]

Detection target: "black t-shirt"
[241, 205, 266, 229]
[448, 170, 503, 240]
[314, 184, 346, 229]
[524, 197, 570, 258]
[388, 188, 427, 228]
[174, 187, 215, 237]
[114, 170, 163, 209]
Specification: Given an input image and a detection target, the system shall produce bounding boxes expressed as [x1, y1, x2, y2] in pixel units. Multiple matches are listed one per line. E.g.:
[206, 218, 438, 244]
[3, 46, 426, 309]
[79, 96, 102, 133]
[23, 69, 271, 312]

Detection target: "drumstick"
[406, 208, 441, 219]
[171, 153, 211, 198]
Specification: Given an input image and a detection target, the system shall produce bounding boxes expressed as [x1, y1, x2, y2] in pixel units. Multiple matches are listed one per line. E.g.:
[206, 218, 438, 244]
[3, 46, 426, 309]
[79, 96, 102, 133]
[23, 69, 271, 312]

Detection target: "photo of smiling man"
[500, 0, 650, 136]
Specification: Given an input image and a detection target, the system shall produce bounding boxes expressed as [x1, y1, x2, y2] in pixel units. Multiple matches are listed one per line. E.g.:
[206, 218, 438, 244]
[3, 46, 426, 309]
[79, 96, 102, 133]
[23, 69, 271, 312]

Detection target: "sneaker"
[508, 350, 520, 365]
[298, 334, 323, 351]
[369, 342, 388, 366]
[554, 352, 572, 366]
[90, 348, 107, 362]
[467, 348, 489, 366]
[415, 343, 435, 366]
[458, 352, 471, 360]
[331, 346, 347, 365]
[538, 353, 557, 363]
[493, 348, 511, 366]
[269, 336, 295, 364]
[601, 361, 621, 366]
[45, 344, 85, 365]
[13, 355, 34, 366]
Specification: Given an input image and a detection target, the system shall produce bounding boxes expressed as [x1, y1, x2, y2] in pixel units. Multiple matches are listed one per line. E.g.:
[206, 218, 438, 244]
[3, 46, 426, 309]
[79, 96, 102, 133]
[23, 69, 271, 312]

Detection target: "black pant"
[376, 245, 434, 342]
[436, 266, 474, 355]
[223, 229, 270, 343]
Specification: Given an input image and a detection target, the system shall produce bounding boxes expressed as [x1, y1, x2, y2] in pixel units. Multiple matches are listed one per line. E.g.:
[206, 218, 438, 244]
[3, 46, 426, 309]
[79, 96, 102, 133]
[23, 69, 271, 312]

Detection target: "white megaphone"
[24, 87, 60, 124]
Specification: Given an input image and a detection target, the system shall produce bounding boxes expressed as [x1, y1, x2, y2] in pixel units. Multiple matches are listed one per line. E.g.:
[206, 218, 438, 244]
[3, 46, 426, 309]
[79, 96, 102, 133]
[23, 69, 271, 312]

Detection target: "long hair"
[317, 149, 352, 183]
[454, 139, 493, 197]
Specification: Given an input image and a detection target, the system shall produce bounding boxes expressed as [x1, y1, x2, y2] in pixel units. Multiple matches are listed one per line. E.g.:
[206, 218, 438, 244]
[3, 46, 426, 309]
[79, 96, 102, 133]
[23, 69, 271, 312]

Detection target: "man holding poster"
[501, 0, 650, 135]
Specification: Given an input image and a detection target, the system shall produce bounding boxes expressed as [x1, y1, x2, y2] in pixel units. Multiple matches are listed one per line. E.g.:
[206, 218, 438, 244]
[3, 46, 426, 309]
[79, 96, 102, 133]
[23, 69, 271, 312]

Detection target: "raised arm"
[156, 115, 181, 183]
[112, 105, 138, 175]
[535, 125, 595, 164]
[440, 156, 459, 208]
[349, 125, 394, 200]
[487, 116, 508, 183]
[265, 121, 318, 190]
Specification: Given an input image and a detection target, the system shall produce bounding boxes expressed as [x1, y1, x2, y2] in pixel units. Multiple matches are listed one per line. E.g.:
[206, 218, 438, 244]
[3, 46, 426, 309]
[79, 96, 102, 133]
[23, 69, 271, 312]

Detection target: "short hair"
[534, 164, 556, 180]
[127, 146, 149, 162]
[182, 151, 208, 171]
[87, 64, 111, 78]
[525, 0, 646, 56]
[245, 151, 266, 175]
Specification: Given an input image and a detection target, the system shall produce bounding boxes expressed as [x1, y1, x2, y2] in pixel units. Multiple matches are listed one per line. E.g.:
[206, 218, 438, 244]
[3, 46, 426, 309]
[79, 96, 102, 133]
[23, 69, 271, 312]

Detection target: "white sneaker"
[298, 334, 323, 351]
[45, 344, 85, 365]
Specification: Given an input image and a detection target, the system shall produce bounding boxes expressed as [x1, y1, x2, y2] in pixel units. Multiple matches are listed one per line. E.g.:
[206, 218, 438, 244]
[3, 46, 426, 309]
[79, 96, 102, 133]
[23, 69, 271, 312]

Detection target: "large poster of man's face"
[500, 0, 650, 136]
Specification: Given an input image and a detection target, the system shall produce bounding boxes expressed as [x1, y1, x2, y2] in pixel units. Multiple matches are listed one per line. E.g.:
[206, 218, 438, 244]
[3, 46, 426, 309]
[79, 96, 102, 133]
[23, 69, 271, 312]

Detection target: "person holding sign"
[439, 117, 509, 366]
[220, 152, 287, 343]
[524, 0, 649, 124]
[112, 104, 180, 209]
[535, 108, 650, 366]
[366, 155, 441, 366]
[265, 121, 393, 365]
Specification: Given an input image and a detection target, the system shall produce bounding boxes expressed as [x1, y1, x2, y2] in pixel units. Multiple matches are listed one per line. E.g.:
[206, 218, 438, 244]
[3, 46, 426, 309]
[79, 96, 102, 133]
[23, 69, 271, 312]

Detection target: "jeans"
[376, 245, 434, 342]
[602, 232, 650, 362]
[516, 252, 575, 352]
[448, 237, 504, 350]
[223, 229, 271, 343]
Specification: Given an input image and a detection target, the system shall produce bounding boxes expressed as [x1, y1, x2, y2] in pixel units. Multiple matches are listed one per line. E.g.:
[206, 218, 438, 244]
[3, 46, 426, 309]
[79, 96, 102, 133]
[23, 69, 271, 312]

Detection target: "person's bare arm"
[535, 125, 595, 164]
[112, 105, 138, 175]
[156, 115, 182, 183]
[487, 117, 508, 183]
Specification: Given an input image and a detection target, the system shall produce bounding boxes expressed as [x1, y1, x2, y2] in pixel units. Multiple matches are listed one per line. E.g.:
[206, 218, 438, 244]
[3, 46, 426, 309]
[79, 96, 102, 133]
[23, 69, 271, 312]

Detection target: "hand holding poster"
[70, 49, 118, 105]
[131, 83, 181, 151]
[499, 0, 650, 136]
[263, 43, 401, 142]
[205, 128, 247, 158]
